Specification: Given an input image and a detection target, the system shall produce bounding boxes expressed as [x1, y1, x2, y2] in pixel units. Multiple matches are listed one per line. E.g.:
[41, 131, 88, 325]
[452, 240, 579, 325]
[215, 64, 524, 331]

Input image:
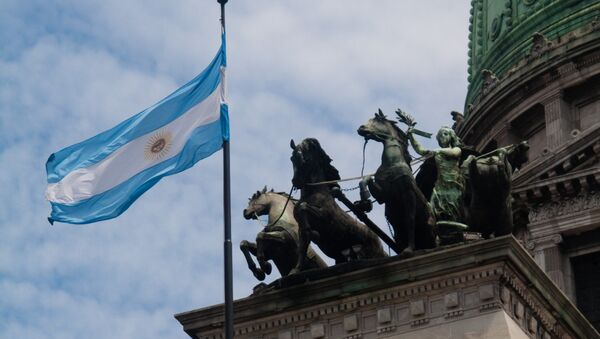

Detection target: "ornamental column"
[528, 234, 567, 292]
[542, 91, 572, 150]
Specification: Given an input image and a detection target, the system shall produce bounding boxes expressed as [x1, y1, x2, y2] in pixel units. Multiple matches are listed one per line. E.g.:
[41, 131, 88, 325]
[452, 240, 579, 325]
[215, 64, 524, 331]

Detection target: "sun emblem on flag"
[144, 130, 172, 161]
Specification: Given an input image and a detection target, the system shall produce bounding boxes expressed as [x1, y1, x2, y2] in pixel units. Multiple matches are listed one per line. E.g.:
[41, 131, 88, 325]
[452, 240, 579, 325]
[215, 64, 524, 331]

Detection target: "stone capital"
[527, 234, 563, 251]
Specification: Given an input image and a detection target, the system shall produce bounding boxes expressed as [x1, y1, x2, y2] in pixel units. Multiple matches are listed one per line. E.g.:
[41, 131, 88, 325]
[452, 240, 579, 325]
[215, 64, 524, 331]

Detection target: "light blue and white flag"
[45, 35, 229, 224]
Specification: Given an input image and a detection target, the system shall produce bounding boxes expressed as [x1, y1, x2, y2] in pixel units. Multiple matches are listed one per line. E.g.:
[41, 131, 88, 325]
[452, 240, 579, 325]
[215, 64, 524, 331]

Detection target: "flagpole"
[217, 0, 234, 338]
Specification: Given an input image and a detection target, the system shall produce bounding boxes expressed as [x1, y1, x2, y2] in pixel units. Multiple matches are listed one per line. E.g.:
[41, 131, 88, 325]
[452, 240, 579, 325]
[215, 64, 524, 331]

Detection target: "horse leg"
[410, 179, 437, 249]
[255, 234, 273, 275]
[495, 198, 513, 237]
[239, 240, 265, 281]
[306, 246, 328, 269]
[290, 203, 313, 275]
[468, 160, 486, 236]
[399, 181, 417, 255]
[367, 177, 385, 204]
[495, 166, 513, 237]
[257, 231, 293, 276]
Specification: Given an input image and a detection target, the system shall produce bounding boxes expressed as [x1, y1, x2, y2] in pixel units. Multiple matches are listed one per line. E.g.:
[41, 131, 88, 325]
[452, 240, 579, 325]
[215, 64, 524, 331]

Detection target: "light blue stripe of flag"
[46, 35, 229, 224]
[46, 40, 226, 184]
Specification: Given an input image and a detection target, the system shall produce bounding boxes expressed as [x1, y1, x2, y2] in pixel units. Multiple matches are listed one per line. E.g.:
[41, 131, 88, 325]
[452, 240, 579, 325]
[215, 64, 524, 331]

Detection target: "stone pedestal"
[175, 237, 599, 339]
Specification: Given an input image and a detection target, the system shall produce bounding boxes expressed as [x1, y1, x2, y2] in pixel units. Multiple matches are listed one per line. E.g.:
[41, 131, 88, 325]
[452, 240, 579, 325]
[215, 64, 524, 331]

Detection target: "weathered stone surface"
[479, 284, 494, 301]
[409, 300, 425, 316]
[377, 308, 391, 324]
[310, 323, 325, 338]
[444, 292, 459, 308]
[343, 315, 358, 332]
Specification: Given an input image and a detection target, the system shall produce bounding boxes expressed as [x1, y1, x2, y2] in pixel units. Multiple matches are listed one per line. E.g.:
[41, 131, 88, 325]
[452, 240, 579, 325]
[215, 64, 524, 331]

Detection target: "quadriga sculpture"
[289, 138, 386, 273]
[357, 110, 436, 254]
[463, 141, 529, 238]
[241, 187, 327, 281]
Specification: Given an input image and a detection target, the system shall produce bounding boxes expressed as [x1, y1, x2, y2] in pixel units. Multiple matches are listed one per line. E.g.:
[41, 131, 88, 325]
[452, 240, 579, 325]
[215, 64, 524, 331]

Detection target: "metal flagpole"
[217, 0, 234, 338]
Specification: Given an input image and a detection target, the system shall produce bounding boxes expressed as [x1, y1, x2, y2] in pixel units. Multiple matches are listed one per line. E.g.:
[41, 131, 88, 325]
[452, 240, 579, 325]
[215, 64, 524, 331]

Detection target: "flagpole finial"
[217, 0, 228, 4]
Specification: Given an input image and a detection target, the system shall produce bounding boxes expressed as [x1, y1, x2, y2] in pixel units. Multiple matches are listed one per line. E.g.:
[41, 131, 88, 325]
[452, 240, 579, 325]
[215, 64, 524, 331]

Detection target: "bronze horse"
[289, 138, 387, 273]
[357, 111, 436, 254]
[241, 187, 327, 280]
[464, 141, 529, 238]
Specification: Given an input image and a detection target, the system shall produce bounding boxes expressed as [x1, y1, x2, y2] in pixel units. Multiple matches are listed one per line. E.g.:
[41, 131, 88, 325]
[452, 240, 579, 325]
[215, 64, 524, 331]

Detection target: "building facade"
[458, 0, 600, 330]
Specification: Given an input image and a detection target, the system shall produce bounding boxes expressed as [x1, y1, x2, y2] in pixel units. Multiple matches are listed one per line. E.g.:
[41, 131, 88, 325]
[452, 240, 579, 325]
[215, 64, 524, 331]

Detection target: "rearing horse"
[358, 110, 436, 254]
[290, 138, 387, 273]
[241, 187, 327, 280]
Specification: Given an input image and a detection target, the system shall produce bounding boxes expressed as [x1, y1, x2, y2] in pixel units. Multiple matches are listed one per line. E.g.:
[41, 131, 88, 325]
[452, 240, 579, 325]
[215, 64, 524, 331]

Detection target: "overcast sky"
[0, 1, 470, 338]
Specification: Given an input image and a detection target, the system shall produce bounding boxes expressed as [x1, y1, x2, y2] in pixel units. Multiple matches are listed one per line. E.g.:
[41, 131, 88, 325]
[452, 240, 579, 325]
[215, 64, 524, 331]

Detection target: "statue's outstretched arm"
[438, 146, 461, 158]
[408, 129, 430, 156]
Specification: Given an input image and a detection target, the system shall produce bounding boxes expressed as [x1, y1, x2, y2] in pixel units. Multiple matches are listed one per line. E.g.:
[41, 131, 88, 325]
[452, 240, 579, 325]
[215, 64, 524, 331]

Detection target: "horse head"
[243, 186, 271, 219]
[358, 109, 408, 144]
[290, 138, 340, 189]
[507, 141, 530, 172]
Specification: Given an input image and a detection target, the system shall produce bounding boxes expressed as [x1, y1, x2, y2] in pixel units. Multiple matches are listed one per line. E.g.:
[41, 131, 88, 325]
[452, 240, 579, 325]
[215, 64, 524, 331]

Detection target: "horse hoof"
[399, 248, 414, 258]
[310, 230, 321, 241]
[253, 270, 266, 281]
[260, 261, 272, 275]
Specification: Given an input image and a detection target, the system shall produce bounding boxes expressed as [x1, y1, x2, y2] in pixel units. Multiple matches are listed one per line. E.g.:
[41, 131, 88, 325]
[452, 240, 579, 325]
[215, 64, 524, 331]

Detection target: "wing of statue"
[460, 145, 480, 166]
[415, 156, 437, 201]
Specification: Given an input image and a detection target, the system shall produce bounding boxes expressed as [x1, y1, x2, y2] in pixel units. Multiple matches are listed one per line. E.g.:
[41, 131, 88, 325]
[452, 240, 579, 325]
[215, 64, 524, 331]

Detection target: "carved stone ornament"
[481, 69, 499, 96]
[451, 111, 464, 132]
[526, 234, 563, 251]
[592, 15, 600, 32]
[528, 32, 553, 59]
[528, 192, 600, 223]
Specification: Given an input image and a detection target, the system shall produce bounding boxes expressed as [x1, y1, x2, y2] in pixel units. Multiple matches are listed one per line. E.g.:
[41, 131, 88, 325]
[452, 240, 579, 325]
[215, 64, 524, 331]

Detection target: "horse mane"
[374, 114, 413, 163]
[249, 187, 298, 203]
[507, 141, 530, 171]
[303, 138, 341, 182]
[273, 191, 299, 202]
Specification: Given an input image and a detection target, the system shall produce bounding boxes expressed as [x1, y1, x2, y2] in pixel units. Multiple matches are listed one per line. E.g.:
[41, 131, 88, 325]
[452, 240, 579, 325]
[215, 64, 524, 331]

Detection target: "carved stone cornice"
[528, 32, 554, 60]
[175, 237, 599, 339]
[481, 69, 500, 97]
[528, 192, 600, 224]
[512, 129, 600, 188]
[512, 166, 600, 204]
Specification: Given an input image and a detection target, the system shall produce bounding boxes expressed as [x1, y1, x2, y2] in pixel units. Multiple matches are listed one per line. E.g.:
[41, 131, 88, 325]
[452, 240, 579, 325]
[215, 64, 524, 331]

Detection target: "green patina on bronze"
[466, 0, 600, 114]
[409, 126, 465, 226]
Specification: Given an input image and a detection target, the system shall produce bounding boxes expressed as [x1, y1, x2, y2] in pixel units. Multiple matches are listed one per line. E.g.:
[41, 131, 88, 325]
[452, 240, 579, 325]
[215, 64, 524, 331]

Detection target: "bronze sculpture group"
[241, 109, 529, 281]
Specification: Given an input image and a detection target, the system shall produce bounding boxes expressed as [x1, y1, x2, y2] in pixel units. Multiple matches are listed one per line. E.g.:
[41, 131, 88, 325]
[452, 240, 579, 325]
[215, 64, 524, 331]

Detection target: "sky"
[0, 1, 470, 338]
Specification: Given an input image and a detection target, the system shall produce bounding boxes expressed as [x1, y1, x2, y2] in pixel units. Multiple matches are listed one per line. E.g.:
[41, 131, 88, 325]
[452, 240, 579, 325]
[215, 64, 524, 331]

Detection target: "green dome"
[465, 0, 600, 115]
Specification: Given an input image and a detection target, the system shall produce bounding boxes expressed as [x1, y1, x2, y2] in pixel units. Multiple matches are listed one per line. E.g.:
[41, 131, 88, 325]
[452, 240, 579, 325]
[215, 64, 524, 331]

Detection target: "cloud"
[0, 1, 469, 338]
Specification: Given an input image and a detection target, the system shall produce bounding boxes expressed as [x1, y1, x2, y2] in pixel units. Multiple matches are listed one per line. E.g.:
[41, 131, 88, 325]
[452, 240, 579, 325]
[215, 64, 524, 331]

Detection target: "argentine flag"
[45, 35, 229, 224]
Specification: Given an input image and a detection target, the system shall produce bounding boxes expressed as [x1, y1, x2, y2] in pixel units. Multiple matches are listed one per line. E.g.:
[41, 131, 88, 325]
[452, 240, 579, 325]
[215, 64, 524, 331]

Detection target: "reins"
[306, 174, 374, 187]
[305, 138, 432, 187]
[361, 139, 367, 177]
